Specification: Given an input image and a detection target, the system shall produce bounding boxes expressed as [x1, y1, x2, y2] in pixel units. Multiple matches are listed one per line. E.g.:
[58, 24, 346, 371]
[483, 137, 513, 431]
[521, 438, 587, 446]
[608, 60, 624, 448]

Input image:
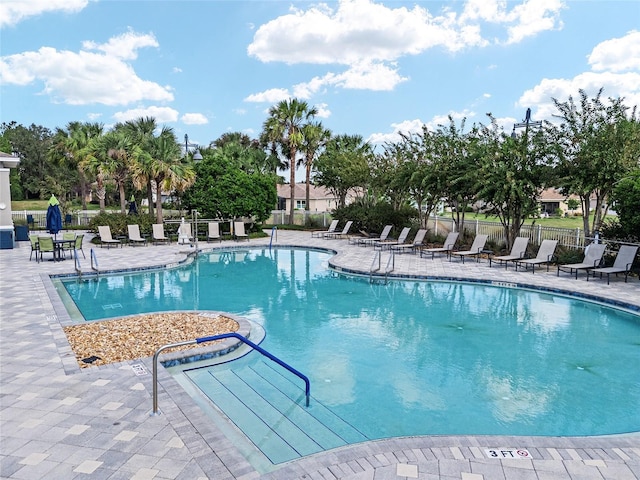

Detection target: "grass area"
[464, 213, 593, 230]
[12, 200, 101, 211]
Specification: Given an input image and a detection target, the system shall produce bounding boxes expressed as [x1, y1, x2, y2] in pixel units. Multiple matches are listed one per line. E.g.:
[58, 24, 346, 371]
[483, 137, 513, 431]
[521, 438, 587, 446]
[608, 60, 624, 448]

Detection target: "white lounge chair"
[390, 228, 428, 254]
[152, 224, 170, 244]
[557, 243, 606, 279]
[449, 234, 488, 263]
[207, 222, 221, 242]
[514, 239, 558, 273]
[177, 221, 193, 245]
[97, 225, 121, 248]
[311, 220, 339, 238]
[587, 245, 638, 284]
[420, 232, 459, 259]
[375, 227, 410, 250]
[234, 221, 249, 241]
[127, 224, 147, 246]
[489, 236, 529, 269]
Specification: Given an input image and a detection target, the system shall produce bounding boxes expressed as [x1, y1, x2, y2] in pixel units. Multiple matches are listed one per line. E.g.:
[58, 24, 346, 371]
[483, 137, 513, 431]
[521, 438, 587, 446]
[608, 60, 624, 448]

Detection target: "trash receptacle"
[0, 230, 14, 249]
[15, 224, 29, 241]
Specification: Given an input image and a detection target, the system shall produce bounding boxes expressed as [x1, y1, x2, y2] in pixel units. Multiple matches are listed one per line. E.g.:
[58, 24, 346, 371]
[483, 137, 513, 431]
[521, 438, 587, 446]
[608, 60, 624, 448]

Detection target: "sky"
[1, 0, 639, 156]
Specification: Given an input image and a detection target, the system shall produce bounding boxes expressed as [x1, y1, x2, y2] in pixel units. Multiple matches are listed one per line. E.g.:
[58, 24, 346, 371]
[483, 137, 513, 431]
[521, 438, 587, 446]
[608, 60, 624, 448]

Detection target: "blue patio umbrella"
[46, 195, 63, 237]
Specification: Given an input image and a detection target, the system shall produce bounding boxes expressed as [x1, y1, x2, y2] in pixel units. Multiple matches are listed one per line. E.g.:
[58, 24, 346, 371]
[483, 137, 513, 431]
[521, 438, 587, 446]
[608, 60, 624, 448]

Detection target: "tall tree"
[300, 122, 331, 211]
[262, 98, 317, 224]
[551, 88, 640, 237]
[476, 116, 551, 249]
[315, 134, 372, 208]
[49, 121, 103, 210]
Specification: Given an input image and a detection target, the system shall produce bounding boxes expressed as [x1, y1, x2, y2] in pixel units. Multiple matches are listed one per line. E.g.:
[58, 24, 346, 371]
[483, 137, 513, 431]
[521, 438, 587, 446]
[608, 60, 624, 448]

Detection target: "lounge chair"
[557, 243, 606, 279]
[449, 234, 488, 263]
[177, 222, 193, 245]
[587, 245, 638, 284]
[514, 239, 558, 273]
[97, 226, 121, 248]
[375, 227, 410, 250]
[325, 220, 353, 239]
[152, 224, 170, 244]
[357, 225, 393, 247]
[391, 228, 428, 254]
[127, 224, 147, 246]
[420, 232, 459, 260]
[207, 222, 221, 242]
[311, 219, 339, 238]
[489, 236, 529, 269]
[234, 221, 249, 241]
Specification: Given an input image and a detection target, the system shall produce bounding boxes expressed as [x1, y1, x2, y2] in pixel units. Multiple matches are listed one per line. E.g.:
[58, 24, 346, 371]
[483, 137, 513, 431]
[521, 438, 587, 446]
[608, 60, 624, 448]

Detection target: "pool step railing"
[74, 248, 100, 277]
[369, 250, 395, 284]
[152, 332, 310, 415]
[187, 357, 368, 464]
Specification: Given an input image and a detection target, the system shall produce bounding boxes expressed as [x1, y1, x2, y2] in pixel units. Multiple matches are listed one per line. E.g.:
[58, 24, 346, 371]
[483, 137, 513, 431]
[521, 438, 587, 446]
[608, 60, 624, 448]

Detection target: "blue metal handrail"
[269, 226, 277, 250]
[151, 332, 310, 415]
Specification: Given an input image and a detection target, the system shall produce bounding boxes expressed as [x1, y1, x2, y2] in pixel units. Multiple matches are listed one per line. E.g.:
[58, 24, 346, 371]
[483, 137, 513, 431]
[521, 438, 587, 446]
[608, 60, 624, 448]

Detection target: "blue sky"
[1, 0, 639, 154]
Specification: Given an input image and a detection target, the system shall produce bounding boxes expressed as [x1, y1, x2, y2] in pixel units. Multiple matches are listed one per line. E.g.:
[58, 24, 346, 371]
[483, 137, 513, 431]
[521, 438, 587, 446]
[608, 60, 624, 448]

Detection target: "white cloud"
[315, 103, 331, 119]
[504, 0, 565, 44]
[181, 113, 208, 125]
[0, 31, 173, 106]
[82, 30, 159, 61]
[0, 0, 88, 28]
[244, 88, 291, 103]
[518, 31, 640, 122]
[588, 30, 640, 73]
[367, 118, 425, 145]
[113, 106, 179, 124]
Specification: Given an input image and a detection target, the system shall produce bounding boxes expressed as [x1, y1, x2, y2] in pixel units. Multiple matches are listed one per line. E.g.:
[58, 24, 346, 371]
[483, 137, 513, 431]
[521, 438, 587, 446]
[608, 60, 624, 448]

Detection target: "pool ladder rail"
[369, 250, 395, 284]
[74, 248, 100, 278]
[151, 332, 310, 416]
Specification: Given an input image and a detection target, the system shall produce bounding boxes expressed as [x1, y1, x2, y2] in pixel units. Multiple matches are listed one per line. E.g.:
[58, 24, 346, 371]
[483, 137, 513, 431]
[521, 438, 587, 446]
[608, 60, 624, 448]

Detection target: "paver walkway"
[1, 230, 639, 479]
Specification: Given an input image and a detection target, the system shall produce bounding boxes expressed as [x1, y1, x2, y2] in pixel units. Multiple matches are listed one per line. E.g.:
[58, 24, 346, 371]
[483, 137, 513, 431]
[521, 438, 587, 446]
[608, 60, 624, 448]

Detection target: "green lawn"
[12, 200, 101, 211]
[464, 213, 594, 230]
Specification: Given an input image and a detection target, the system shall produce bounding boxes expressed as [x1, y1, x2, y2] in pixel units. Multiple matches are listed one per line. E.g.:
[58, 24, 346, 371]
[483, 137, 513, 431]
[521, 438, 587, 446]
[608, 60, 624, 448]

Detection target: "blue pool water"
[61, 247, 640, 442]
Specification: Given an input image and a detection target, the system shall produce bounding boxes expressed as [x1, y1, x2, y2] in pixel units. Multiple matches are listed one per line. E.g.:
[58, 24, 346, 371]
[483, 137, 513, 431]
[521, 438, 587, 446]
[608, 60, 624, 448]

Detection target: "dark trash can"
[0, 230, 14, 249]
[15, 224, 29, 241]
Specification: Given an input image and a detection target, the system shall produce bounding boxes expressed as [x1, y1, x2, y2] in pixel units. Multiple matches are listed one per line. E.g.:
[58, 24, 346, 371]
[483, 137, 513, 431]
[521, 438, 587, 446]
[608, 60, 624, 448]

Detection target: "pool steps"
[187, 355, 368, 464]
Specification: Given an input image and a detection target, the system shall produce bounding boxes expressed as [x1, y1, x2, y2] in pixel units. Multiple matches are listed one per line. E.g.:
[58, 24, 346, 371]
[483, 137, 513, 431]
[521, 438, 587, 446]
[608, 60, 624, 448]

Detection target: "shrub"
[88, 213, 156, 238]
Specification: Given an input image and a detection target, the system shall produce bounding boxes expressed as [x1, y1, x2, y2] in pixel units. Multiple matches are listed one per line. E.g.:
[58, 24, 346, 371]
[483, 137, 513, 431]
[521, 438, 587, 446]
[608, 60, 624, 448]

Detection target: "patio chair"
[234, 221, 249, 241]
[587, 245, 638, 284]
[207, 222, 221, 242]
[449, 234, 488, 263]
[514, 239, 558, 273]
[420, 232, 459, 260]
[61, 232, 76, 258]
[97, 226, 121, 248]
[311, 219, 339, 238]
[357, 224, 393, 247]
[37, 236, 55, 262]
[29, 234, 39, 262]
[557, 243, 606, 279]
[324, 220, 353, 239]
[390, 228, 428, 254]
[152, 224, 170, 244]
[127, 224, 147, 246]
[375, 227, 410, 250]
[489, 236, 530, 269]
[73, 234, 85, 259]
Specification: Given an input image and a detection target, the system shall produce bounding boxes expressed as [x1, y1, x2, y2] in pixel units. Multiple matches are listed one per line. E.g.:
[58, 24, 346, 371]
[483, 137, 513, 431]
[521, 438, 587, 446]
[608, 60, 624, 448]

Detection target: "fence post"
[476, 219, 479, 235]
[537, 224, 542, 244]
[576, 228, 580, 247]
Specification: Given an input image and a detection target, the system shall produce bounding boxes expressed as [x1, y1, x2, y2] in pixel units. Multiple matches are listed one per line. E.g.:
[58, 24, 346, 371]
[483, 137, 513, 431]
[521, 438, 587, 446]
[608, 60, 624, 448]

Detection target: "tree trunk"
[119, 182, 127, 213]
[305, 162, 311, 211]
[580, 195, 591, 237]
[289, 150, 296, 224]
[147, 180, 154, 217]
[78, 166, 87, 210]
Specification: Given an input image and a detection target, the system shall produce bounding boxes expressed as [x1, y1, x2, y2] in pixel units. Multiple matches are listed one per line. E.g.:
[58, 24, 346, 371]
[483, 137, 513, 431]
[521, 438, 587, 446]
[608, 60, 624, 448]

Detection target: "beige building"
[538, 188, 598, 216]
[276, 184, 357, 212]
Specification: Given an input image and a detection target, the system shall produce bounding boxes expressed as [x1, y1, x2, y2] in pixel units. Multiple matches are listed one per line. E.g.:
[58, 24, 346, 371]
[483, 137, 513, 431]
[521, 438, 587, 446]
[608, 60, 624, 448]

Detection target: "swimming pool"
[60, 247, 640, 452]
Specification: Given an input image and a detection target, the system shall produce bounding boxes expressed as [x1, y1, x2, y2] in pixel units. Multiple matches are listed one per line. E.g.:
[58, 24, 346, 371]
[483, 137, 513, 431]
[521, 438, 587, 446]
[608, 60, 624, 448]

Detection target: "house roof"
[538, 188, 583, 201]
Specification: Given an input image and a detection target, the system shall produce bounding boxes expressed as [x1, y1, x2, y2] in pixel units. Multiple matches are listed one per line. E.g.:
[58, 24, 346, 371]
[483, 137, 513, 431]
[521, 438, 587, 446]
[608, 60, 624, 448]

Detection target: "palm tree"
[146, 127, 196, 223]
[49, 121, 103, 210]
[262, 98, 318, 224]
[300, 122, 331, 211]
[119, 117, 158, 216]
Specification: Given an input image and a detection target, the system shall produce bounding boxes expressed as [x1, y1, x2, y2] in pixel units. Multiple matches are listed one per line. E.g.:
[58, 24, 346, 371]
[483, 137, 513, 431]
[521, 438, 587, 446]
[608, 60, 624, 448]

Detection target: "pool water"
[61, 247, 640, 440]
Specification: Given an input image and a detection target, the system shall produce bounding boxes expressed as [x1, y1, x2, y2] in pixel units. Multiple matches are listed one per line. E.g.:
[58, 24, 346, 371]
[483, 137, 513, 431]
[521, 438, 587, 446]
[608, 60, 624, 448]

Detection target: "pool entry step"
[186, 357, 368, 464]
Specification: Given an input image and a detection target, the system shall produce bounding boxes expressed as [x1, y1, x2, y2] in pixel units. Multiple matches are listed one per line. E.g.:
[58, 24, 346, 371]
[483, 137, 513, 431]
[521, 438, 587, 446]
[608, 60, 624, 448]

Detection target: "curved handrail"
[74, 250, 82, 276]
[90, 248, 99, 273]
[151, 332, 310, 415]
